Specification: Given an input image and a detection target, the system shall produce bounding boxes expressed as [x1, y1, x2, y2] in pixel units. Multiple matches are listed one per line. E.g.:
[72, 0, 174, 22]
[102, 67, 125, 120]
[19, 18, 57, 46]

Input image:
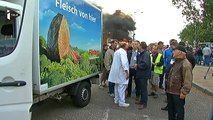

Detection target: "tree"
[172, 0, 213, 43]
[179, 22, 212, 44]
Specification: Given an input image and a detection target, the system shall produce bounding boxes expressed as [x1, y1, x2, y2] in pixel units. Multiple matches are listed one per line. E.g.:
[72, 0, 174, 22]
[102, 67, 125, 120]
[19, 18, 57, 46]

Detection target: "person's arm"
[120, 51, 129, 80]
[209, 48, 212, 55]
[156, 55, 164, 66]
[104, 50, 111, 71]
[180, 64, 193, 99]
[164, 50, 169, 69]
[137, 52, 150, 70]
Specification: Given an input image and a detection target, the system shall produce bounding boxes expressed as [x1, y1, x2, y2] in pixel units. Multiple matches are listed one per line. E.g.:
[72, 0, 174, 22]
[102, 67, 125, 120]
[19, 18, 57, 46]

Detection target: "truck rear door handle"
[0, 81, 26, 87]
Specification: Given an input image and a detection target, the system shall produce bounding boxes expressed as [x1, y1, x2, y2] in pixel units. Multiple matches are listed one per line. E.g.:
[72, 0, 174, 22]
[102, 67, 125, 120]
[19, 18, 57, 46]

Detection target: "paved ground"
[32, 84, 212, 120]
[193, 65, 213, 96]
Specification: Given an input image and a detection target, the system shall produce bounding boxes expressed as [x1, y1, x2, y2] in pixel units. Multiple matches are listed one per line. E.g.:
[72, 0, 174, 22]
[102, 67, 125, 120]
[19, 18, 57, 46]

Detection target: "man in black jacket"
[134, 41, 151, 109]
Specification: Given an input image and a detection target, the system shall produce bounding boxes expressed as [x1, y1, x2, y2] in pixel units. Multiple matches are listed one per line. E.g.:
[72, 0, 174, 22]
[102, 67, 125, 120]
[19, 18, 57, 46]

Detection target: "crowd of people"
[99, 38, 198, 120]
[194, 44, 212, 66]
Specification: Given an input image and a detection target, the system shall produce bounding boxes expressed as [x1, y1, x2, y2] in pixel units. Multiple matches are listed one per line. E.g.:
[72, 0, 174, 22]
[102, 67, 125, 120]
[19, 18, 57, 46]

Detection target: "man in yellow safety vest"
[149, 44, 164, 98]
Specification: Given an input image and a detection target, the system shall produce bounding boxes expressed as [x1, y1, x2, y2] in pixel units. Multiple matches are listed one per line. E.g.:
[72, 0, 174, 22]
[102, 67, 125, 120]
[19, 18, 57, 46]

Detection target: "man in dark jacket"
[167, 45, 193, 120]
[134, 41, 151, 109]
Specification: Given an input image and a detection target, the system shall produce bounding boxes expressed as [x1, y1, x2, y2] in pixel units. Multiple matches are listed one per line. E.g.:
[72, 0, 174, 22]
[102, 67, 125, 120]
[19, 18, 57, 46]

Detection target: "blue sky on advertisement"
[88, 0, 186, 45]
[39, 0, 101, 50]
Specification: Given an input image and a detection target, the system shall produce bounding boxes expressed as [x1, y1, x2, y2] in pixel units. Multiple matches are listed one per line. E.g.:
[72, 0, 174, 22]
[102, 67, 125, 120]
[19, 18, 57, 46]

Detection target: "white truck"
[0, 0, 102, 119]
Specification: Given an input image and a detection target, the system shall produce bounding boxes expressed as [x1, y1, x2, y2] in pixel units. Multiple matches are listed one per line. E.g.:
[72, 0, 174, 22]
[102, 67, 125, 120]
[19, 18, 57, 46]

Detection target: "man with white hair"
[108, 42, 130, 107]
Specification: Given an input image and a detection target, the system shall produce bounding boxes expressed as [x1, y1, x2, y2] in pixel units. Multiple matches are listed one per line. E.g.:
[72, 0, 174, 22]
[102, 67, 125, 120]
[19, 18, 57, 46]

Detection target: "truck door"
[0, 0, 35, 120]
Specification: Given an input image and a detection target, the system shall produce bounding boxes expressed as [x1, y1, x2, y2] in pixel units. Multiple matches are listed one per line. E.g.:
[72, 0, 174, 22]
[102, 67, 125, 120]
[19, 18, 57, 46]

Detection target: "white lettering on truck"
[55, 0, 78, 16]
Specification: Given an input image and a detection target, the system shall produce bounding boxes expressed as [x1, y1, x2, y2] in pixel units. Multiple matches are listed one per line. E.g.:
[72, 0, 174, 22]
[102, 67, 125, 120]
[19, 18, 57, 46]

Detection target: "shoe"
[119, 103, 130, 107]
[102, 83, 107, 87]
[135, 96, 139, 101]
[161, 106, 168, 111]
[99, 85, 104, 89]
[148, 92, 156, 96]
[109, 93, 114, 97]
[138, 104, 147, 110]
[126, 94, 131, 98]
[135, 101, 142, 104]
[159, 86, 164, 89]
[114, 101, 118, 104]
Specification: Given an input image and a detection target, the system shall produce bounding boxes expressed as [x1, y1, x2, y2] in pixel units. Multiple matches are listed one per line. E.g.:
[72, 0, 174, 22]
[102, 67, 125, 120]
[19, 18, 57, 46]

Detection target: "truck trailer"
[0, 0, 102, 119]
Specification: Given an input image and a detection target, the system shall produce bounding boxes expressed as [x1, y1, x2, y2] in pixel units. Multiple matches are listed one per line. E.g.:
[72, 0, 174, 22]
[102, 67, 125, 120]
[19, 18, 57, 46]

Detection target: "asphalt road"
[32, 84, 212, 120]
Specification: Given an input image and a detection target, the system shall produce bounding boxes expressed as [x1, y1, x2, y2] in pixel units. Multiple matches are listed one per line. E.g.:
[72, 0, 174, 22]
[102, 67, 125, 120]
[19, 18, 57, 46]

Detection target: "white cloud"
[70, 22, 86, 32]
[40, 9, 56, 20]
[90, 38, 95, 42]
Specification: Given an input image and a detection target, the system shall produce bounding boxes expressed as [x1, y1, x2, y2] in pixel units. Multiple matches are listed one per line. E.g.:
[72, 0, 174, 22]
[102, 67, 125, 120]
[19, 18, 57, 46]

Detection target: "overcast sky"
[88, 0, 186, 45]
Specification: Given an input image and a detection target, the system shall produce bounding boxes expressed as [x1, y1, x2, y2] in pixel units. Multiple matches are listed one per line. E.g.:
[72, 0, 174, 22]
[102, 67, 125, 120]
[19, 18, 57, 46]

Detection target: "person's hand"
[134, 64, 137, 70]
[126, 72, 129, 80]
[180, 93, 186, 99]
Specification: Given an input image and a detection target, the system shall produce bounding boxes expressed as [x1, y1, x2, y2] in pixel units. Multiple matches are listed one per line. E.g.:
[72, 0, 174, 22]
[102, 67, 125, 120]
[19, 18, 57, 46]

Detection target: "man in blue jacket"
[161, 39, 178, 111]
[134, 41, 151, 109]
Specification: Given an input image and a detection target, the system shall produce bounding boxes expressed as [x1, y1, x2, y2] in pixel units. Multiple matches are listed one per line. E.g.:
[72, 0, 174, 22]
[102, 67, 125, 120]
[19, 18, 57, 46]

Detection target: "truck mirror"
[6, 9, 20, 21]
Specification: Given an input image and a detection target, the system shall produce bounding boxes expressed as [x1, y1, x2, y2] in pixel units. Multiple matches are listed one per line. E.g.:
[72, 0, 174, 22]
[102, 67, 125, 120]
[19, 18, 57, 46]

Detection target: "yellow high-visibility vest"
[150, 53, 163, 74]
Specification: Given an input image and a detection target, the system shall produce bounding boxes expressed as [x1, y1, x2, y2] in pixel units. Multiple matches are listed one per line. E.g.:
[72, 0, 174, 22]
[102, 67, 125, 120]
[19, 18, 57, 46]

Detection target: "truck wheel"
[72, 82, 91, 107]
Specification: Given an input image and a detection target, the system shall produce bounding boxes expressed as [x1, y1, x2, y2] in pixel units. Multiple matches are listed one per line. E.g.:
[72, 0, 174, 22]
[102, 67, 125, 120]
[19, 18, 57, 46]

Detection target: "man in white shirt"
[108, 42, 130, 107]
[202, 45, 212, 66]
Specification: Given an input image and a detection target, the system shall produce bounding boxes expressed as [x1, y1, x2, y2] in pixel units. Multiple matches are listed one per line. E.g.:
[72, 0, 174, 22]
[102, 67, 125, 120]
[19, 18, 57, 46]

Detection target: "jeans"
[136, 78, 148, 106]
[127, 69, 136, 96]
[195, 55, 203, 65]
[210, 104, 213, 120]
[168, 93, 185, 120]
[159, 67, 165, 88]
[204, 55, 211, 66]
[109, 82, 115, 94]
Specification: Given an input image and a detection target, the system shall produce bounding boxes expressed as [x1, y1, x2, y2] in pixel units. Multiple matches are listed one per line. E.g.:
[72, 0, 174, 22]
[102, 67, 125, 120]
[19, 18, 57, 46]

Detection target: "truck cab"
[0, 0, 34, 119]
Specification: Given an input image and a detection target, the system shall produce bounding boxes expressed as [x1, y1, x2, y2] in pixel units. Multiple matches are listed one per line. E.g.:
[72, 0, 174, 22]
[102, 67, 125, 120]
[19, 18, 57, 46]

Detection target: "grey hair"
[119, 42, 128, 48]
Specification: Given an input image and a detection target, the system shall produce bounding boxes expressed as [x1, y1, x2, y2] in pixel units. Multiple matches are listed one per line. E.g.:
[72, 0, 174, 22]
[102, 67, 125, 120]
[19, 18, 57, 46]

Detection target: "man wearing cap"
[167, 45, 193, 120]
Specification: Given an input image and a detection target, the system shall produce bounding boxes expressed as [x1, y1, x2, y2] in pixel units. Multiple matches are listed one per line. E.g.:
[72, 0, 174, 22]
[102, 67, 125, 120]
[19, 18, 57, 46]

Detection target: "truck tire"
[72, 82, 91, 107]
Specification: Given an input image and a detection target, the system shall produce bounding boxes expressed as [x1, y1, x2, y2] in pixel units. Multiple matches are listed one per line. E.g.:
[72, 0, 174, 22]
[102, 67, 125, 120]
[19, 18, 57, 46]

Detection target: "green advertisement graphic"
[39, 0, 101, 88]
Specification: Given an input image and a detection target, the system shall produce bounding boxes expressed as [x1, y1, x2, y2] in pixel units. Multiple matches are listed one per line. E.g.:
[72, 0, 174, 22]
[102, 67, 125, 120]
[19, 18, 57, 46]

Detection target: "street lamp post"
[132, 11, 143, 41]
[194, 22, 197, 48]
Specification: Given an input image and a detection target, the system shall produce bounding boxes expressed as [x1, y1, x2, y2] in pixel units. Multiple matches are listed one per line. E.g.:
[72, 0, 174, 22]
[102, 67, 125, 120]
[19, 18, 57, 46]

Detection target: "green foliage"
[40, 50, 100, 87]
[39, 37, 100, 88]
[172, 0, 213, 43]
[179, 21, 213, 44]
[39, 36, 47, 49]
[39, 36, 48, 56]
[172, 0, 201, 22]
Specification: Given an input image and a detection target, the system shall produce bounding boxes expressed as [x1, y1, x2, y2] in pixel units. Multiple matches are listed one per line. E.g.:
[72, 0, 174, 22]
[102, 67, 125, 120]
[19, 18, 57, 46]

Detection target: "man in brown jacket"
[167, 45, 193, 120]
[104, 39, 118, 96]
